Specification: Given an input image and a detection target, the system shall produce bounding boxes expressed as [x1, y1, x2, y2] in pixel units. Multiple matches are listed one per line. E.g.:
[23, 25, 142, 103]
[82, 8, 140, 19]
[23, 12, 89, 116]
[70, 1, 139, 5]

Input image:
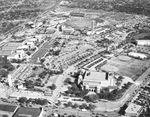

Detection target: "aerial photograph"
[0, 0, 150, 117]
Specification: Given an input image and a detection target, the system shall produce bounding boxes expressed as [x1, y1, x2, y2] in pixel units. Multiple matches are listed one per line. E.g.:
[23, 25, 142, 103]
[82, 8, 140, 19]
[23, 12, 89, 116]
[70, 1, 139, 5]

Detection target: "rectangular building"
[125, 103, 143, 117]
[0, 104, 18, 117]
[13, 107, 43, 117]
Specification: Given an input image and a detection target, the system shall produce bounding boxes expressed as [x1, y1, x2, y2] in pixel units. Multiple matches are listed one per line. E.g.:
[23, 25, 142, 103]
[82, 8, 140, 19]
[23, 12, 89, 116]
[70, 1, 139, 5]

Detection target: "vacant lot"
[102, 55, 150, 81]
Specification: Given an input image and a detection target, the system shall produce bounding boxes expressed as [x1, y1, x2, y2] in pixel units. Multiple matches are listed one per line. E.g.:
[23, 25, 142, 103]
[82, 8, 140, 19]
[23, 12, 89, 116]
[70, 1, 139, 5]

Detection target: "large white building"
[125, 103, 143, 117]
[128, 52, 148, 59]
[136, 40, 150, 46]
[78, 70, 116, 93]
[7, 50, 26, 61]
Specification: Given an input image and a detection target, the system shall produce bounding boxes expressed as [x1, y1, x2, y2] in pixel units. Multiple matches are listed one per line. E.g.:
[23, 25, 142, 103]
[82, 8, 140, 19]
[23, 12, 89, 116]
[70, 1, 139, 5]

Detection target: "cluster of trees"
[118, 104, 128, 115]
[48, 50, 61, 56]
[0, 9, 41, 21]
[65, 0, 150, 16]
[18, 97, 48, 105]
[0, 56, 14, 77]
[97, 82, 132, 100]
[38, 70, 47, 79]
[64, 78, 72, 85]
[64, 101, 96, 110]
[96, 39, 114, 48]
[64, 83, 89, 97]
[24, 80, 34, 89]
[83, 94, 98, 103]
[47, 84, 57, 90]
[0, 22, 20, 34]
[24, 78, 46, 88]
[11, 58, 26, 63]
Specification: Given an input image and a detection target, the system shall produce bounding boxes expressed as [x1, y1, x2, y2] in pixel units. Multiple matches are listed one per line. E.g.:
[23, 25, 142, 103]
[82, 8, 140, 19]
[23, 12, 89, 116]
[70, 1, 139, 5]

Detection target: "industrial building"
[70, 12, 85, 17]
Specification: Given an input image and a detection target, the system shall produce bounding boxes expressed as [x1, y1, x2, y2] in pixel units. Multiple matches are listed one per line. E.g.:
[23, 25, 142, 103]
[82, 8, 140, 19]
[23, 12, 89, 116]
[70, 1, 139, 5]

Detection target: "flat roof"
[125, 103, 143, 114]
[83, 71, 107, 82]
[13, 107, 42, 117]
[7, 42, 22, 47]
[0, 104, 17, 113]
[2, 46, 18, 51]
[0, 50, 12, 56]
[2, 42, 22, 51]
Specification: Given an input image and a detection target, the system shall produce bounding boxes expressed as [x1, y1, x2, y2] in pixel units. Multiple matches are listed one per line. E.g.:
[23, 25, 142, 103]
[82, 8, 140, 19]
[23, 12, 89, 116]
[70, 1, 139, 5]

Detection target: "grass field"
[65, 18, 92, 30]
[103, 55, 150, 81]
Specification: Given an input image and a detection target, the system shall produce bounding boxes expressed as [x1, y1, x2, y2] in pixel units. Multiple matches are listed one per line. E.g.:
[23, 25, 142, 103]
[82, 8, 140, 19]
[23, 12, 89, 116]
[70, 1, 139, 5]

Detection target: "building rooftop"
[0, 104, 18, 113]
[125, 103, 143, 114]
[83, 71, 108, 82]
[2, 46, 18, 51]
[13, 107, 42, 117]
[0, 50, 12, 56]
[70, 12, 85, 17]
[2, 42, 22, 51]
[6, 42, 22, 47]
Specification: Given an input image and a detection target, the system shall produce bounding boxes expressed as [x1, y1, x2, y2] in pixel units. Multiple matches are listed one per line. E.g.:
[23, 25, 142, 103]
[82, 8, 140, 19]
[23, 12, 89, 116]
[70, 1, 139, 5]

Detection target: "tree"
[7, 64, 15, 71]
[64, 78, 71, 85]
[84, 94, 98, 102]
[88, 104, 96, 110]
[34, 98, 48, 105]
[32, 66, 38, 70]
[3, 115, 8, 117]
[79, 103, 88, 109]
[71, 103, 79, 109]
[24, 80, 34, 88]
[26, 51, 31, 56]
[67, 101, 72, 107]
[18, 97, 27, 103]
[49, 84, 56, 90]
[0, 69, 8, 77]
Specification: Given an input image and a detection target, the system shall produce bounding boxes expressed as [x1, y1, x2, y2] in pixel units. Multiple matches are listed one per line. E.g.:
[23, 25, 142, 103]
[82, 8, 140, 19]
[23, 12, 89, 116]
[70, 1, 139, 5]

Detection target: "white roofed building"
[125, 103, 143, 117]
[128, 52, 148, 59]
[136, 40, 150, 46]
[80, 71, 116, 93]
[7, 50, 26, 61]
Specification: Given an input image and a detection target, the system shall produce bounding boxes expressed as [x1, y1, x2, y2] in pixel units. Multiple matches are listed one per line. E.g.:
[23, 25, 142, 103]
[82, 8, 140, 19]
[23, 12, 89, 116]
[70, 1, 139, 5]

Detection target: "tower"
[8, 74, 12, 87]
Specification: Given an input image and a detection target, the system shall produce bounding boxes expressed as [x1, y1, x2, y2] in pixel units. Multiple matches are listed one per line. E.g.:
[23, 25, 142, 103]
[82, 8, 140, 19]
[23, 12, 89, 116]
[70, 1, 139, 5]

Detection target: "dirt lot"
[103, 55, 150, 81]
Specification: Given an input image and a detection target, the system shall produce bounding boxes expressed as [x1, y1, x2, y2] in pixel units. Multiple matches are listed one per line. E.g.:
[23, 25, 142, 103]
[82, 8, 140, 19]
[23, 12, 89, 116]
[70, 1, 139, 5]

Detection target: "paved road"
[50, 66, 75, 103]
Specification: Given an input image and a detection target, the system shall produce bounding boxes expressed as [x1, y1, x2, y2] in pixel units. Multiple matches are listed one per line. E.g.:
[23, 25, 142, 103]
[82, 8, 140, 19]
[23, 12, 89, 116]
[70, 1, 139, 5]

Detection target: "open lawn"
[102, 55, 150, 81]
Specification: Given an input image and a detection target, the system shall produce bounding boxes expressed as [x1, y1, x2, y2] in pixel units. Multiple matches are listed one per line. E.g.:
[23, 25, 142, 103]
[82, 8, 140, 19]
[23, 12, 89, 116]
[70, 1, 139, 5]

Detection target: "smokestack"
[91, 20, 95, 34]
[8, 74, 12, 87]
